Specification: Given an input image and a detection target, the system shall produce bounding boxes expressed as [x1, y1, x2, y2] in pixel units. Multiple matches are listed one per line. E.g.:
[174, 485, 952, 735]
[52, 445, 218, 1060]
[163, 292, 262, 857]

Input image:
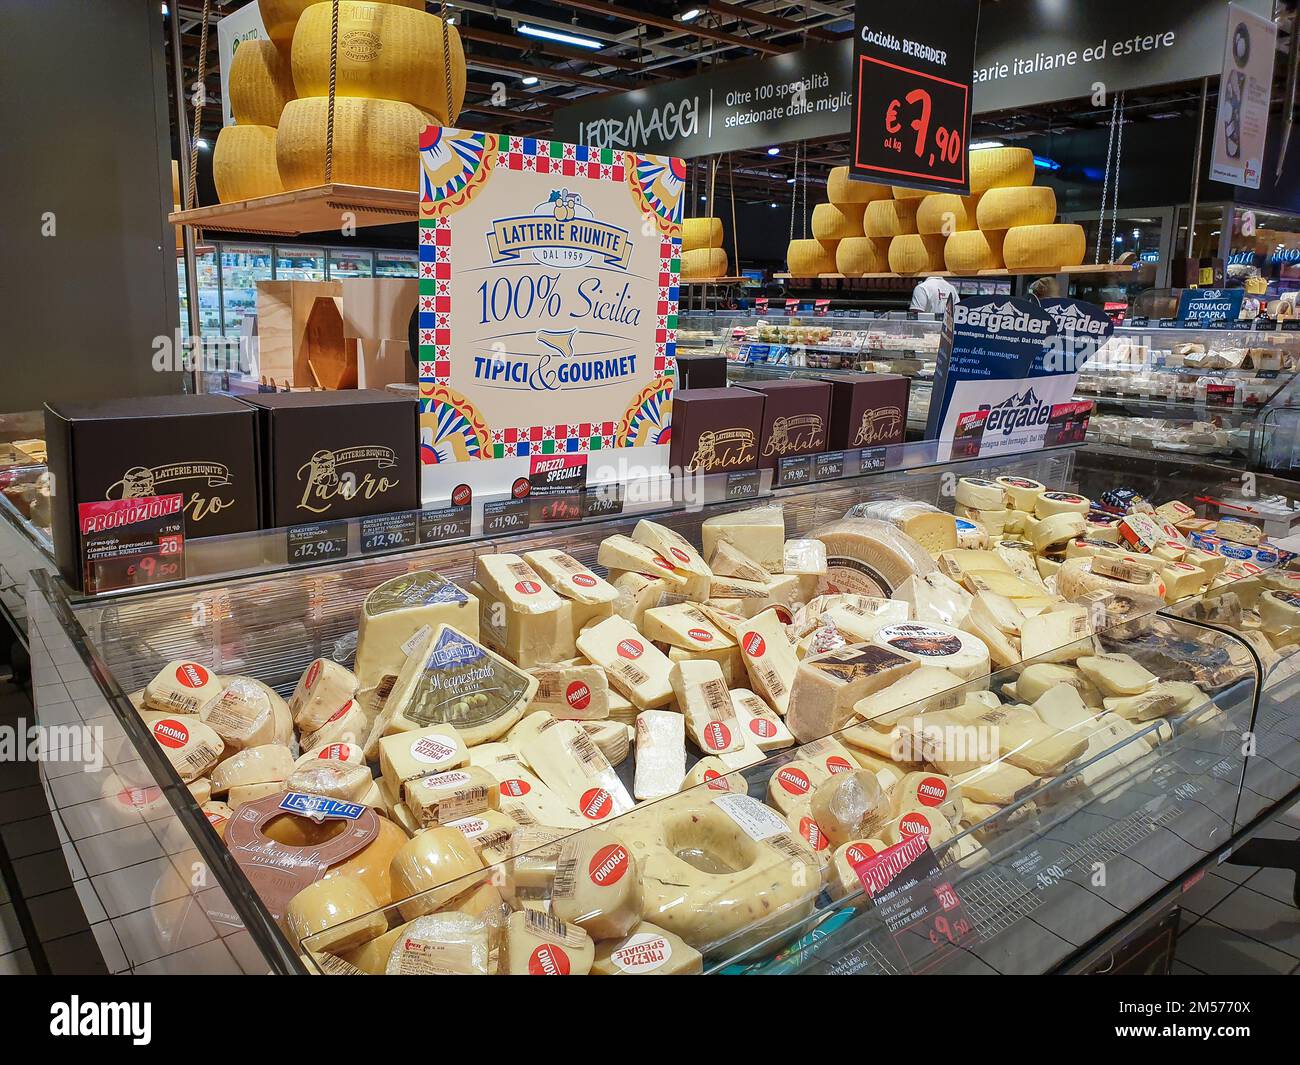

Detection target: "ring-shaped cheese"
[617, 796, 820, 954]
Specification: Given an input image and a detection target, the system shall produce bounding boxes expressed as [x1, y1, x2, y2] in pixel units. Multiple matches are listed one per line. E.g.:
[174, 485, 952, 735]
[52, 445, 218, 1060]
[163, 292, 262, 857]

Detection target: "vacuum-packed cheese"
[576, 615, 675, 709]
[523, 548, 620, 604]
[528, 662, 609, 720]
[592, 921, 704, 975]
[633, 710, 686, 800]
[670, 659, 745, 754]
[355, 570, 478, 694]
[551, 828, 643, 939]
[143, 660, 223, 715]
[503, 909, 594, 975]
[512, 714, 634, 822]
[786, 642, 916, 742]
[289, 658, 359, 733]
[736, 609, 800, 715]
[476, 554, 566, 615]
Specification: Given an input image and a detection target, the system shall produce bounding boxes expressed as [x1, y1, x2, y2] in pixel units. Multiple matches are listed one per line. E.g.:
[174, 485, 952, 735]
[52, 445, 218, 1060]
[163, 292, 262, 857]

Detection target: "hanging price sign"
[850, 2, 980, 194]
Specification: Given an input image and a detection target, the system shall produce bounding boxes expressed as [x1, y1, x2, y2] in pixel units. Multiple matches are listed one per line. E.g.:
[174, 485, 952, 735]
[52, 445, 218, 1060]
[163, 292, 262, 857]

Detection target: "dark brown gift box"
[44, 394, 261, 588]
[820, 373, 910, 450]
[668, 387, 764, 473]
[732, 380, 831, 469]
[676, 353, 729, 390]
[239, 390, 418, 527]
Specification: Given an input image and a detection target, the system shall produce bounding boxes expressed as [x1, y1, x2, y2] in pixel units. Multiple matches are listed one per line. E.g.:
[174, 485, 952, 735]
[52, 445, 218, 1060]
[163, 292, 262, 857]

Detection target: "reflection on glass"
[276, 247, 326, 281]
[178, 250, 220, 339]
[1228, 206, 1300, 300]
[376, 252, 418, 277]
[328, 250, 374, 279]
[222, 245, 273, 336]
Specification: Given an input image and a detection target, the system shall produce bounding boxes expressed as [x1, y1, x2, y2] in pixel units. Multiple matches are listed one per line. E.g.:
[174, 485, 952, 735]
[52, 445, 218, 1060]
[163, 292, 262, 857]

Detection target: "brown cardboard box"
[255, 280, 342, 388]
[356, 338, 417, 390]
[820, 373, 910, 450]
[668, 387, 764, 473]
[731, 380, 831, 469]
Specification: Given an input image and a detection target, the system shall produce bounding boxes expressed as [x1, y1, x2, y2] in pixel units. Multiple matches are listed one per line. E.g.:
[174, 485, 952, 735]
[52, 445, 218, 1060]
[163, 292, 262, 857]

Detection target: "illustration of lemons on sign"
[537, 189, 594, 268]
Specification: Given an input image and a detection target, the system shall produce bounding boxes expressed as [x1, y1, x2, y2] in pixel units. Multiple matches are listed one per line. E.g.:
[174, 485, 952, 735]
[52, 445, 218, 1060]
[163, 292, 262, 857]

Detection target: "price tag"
[483, 497, 530, 536]
[725, 469, 761, 500]
[359, 511, 419, 555]
[1205, 383, 1236, 407]
[419, 503, 471, 542]
[858, 447, 888, 473]
[1158, 317, 1179, 328]
[1281, 320, 1300, 331]
[528, 454, 587, 525]
[777, 454, 812, 486]
[287, 521, 348, 565]
[78, 495, 186, 594]
[813, 450, 845, 481]
[583, 484, 624, 518]
[1126, 315, 1150, 328]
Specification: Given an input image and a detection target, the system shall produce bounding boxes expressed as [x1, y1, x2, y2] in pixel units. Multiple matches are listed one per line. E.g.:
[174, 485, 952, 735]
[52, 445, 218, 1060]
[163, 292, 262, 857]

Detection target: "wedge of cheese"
[576, 615, 674, 710]
[736, 609, 800, 716]
[524, 549, 619, 605]
[670, 659, 744, 754]
[786, 643, 916, 742]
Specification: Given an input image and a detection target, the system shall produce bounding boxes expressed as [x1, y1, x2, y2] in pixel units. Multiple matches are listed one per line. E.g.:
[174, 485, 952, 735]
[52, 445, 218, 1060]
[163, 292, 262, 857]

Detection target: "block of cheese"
[405, 766, 498, 827]
[808, 770, 888, 846]
[815, 517, 937, 597]
[1155, 500, 1196, 527]
[681, 756, 738, 793]
[1162, 561, 1208, 602]
[665, 644, 742, 688]
[389, 827, 485, 920]
[766, 758, 833, 815]
[476, 554, 566, 615]
[551, 828, 643, 939]
[226, 781, 286, 811]
[285, 874, 387, 953]
[818, 600, 911, 644]
[962, 594, 1022, 668]
[503, 909, 594, 975]
[954, 761, 1039, 805]
[580, 719, 631, 765]
[475, 581, 576, 667]
[893, 771, 962, 829]
[881, 807, 953, 848]
[1015, 663, 1096, 704]
[736, 610, 800, 716]
[143, 660, 223, 714]
[576, 615, 674, 710]
[199, 678, 284, 751]
[1260, 588, 1300, 629]
[485, 763, 587, 830]
[1217, 519, 1262, 545]
[730, 688, 794, 751]
[380, 724, 469, 798]
[608, 571, 670, 628]
[850, 666, 966, 727]
[828, 839, 886, 899]
[1076, 654, 1157, 696]
[591, 921, 703, 975]
[642, 602, 735, 652]
[597, 535, 685, 586]
[955, 518, 988, 550]
[670, 660, 744, 754]
[1030, 682, 1100, 731]
[289, 658, 359, 733]
[970, 704, 1088, 776]
[634, 709, 686, 800]
[1032, 512, 1086, 552]
[895, 571, 972, 628]
[854, 499, 958, 553]
[512, 714, 634, 822]
[632, 519, 712, 586]
[701, 506, 786, 573]
[1056, 557, 1165, 602]
[869, 622, 990, 681]
[285, 759, 373, 804]
[383, 912, 492, 976]
[355, 570, 478, 695]
[301, 698, 368, 752]
[528, 662, 609, 721]
[209, 743, 293, 795]
[786, 642, 917, 742]
[710, 539, 773, 582]
[937, 548, 1013, 583]
[1018, 605, 1094, 663]
[523, 548, 620, 605]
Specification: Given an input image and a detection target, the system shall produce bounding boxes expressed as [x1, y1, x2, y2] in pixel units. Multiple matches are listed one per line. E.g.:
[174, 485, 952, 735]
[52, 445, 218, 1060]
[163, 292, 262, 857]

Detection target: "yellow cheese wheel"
[682, 217, 723, 252]
[888, 233, 947, 274]
[260, 0, 425, 50]
[811, 202, 865, 240]
[827, 167, 891, 204]
[213, 124, 285, 203]
[976, 186, 1057, 230]
[916, 193, 980, 235]
[276, 96, 431, 191]
[292, 2, 466, 124]
[864, 198, 920, 238]
[787, 238, 839, 276]
[836, 236, 891, 276]
[681, 247, 729, 279]
[1002, 224, 1087, 271]
[229, 39, 296, 127]
[891, 186, 928, 200]
[944, 230, 1005, 272]
[970, 147, 1035, 193]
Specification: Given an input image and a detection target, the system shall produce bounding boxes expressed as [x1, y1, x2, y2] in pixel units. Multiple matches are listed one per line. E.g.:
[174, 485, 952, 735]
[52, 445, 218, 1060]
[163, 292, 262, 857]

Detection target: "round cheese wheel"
[1003, 223, 1087, 271]
[389, 826, 485, 920]
[958, 505, 1010, 534]
[976, 186, 1058, 230]
[1056, 557, 1166, 601]
[680, 247, 729, 279]
[228, 38, 295, 127]
[1032, 512, 1086, 552]
[890, 185, 929, 200]
[944, 229, 1004, 272]
[1259, 589, 1300, 630]
[870, 623, 991, 681]
[213, 124, 284, 203]
[260, 0, 427, 49]
[786, 237, 839, 276]
[969, 147, 1035, 193]
[276, 96, 432, 192]
[809, 771, 887, 846]
[294, 741, 366, 770]
[955, 477, 1005, 511]
[210, 744, 295, 795]
[285, 873, 387, 952]
[812, 201, 865, 240]
[1034, 491, 1091, 517]
[836, 235, 891, 276]
[681, 217, 723, 251]
[994, 475, 1044, 511]
[814, 517, 938, 597]
[827, 167, 891, 204]
[864, 197, 920, 238]
[916, 193, 979, 235]
[888, 233, 946, 274]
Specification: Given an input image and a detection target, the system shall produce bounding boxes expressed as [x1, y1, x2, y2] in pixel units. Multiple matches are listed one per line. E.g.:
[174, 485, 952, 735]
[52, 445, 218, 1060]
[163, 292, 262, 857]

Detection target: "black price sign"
[858, 446, 888, 473]
[419, 504, 471, 542]
[583, 484, 624, 518]
[359, 511, 419, 555]
[777, 454, 812, 486]
[287, 521, 349, 565]
[850, 1, 979, 194]
[483, 497, 531, 536]
[813, 451, 846, 481]
[725, 469, 761, 500]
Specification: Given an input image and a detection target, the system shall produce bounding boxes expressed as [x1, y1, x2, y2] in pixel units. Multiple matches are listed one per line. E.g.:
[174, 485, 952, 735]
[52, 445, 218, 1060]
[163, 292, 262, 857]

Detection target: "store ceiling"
[168, 1, 1298, 208]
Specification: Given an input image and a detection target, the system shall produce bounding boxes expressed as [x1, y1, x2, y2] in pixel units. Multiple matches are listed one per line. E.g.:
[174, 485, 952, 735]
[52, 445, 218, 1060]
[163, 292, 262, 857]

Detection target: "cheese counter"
[24, 443, 1300, 975]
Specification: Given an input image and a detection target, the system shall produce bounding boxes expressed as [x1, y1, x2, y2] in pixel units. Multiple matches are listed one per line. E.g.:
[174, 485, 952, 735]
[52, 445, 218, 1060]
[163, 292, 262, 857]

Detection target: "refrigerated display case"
[22, 440, 1300, 975]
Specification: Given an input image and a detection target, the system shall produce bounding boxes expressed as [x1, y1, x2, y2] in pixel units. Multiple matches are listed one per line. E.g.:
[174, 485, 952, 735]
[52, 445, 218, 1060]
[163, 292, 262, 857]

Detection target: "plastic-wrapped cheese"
[379, 724, 469, 797]
[670, 660, 744, 754]
[385, 912, 491, 975]
[786, 643, 916, 742]
[389, 826, 485, 920]
[869, 623, 991, 681]
[849, 666, 966, 727]
[289, 658, 358, 733]
[633, 710, 686, 801]
[1056, 557, 1166, 601]
[576, 615, 674, 710]
[808, 770, 888, 846]
[143, 660, 223, 715]
[1031, 511, 1086, 551]
[550, 828, 642, 940]
[210, 744, 294, 796]
[141, 711, 223, 782]
[955, 477, 1005, 510]
[592, 921, 704, 975]
[1034, 491, 1090, 517]
[994, 476, 1045, 511]
[523, 549, 620, 605]
[701, 506, 785, 573]
[813, 517, 937, 597]
[285, 874, 387, 953]
[736, 610, 799, 716]
[503, 909, 594, 975]
[1076, 653, 1158, 696]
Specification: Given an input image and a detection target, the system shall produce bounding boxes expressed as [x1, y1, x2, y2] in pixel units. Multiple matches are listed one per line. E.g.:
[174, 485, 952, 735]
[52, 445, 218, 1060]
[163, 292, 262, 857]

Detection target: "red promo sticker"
[670, 547, 690, 563]
[703, 769, 730, 791]
[617, 639, 644, 659]
[687, 628, 714, 644]
[915, 776, 948, 807]
[528, 944, 571, 976]
[317, 743, 350, 760]
[580, 788, 613, 820]
[515, 580, 543, 596]
[116, 785, 162, 808]
[501, 778, 531, 797]
[565, 681, 591, 711]
[701, 721, 732, 752]
[326, 700, 354, 724]
[588, 843, 630, 886]
[175, 662, 210, 688]
[152, 719, 190, 749]
[826, 756, 853, 775]
[799, 816, 829, 851]
[749, 717, 778, 739]
[652, 554, 673, 570]
[845, 841, 878, 865]
[775, 766, 811, 795]
[898, 811, 934, 838]
[572, 573, 598, 588]
[742, 631, 766, 657]
[303, 660, 321, 690]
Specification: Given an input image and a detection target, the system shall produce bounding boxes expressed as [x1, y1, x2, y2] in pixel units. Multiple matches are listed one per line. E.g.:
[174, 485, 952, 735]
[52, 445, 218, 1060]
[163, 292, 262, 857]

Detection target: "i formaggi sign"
[416, 128, 682, 502]
[927, 295, 1112, 461]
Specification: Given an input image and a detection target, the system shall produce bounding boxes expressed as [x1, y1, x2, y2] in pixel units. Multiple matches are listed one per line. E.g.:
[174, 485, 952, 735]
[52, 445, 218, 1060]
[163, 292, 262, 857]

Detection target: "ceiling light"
[969, 140, 1004, 150]
[161, 3, 169, 14]
[770, 202, 779, 208]
[786, 177, 795, 184]
[517, 23, 604, 49]
[766, 147, 780, 157]
[195, 137, 210, 150]
[678, 6, 702, 21]
[521, 75, 539, 86]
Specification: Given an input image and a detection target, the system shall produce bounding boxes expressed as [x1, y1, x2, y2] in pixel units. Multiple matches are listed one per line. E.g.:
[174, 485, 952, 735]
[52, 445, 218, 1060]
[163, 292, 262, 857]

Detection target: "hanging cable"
[1108, 92, 1126, 264]
[1095, 93, 1119, 264]
[186, 0, 212, 210]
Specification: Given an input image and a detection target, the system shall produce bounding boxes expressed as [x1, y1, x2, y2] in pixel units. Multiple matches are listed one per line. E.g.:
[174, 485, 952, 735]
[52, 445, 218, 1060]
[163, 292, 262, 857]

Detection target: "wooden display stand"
[255, 280, 342, 389]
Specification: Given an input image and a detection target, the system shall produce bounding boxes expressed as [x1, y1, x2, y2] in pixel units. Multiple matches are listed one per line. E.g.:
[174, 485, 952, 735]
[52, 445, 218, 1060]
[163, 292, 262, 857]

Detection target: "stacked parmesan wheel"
[214, 0, 466, 202]
[787, 166, 891, 278]
[681, 218, 729, 279]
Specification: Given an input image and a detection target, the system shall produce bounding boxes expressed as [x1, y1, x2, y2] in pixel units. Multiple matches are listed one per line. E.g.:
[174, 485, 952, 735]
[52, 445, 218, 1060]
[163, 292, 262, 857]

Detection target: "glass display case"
[0, 412, 52, 649]
[24, 442, 1300, 975]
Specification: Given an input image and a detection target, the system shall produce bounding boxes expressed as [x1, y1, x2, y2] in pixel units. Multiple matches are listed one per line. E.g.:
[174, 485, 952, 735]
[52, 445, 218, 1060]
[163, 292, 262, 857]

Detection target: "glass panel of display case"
[220, 244, 273, 337]
[177, 249, 220, 339]
[375, 251, 418, 277]
[1227, 205, 1300, 300]
[275, 246, 326, 282]
[326, 248, 374, 279]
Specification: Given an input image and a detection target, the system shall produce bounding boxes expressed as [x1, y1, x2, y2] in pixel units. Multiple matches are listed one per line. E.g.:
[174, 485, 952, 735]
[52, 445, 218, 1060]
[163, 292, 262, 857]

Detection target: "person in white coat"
[910, 275, 959, 314]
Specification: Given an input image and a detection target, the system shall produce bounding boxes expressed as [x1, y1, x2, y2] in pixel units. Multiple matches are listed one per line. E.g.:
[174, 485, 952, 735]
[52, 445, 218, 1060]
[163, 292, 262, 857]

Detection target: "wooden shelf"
[774, 263, 1147, 282]
[679, 276, 751, 285]
[169, 184, 418, 236]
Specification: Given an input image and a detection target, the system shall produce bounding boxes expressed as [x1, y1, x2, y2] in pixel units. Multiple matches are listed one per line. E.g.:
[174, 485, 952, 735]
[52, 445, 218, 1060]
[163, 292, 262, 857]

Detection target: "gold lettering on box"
[297, 446, 401, 515]
[107, 461, 235, 525]
[854, 406, 903, 446]
[762, 414, 824, 457]
[687, 427, 755, 471]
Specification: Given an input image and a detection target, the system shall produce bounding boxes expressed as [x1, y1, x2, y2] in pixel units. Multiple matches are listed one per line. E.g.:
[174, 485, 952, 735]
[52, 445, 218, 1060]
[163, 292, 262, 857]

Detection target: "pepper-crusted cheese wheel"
[276, 96, 433, 192]
[228, 38, 296, 126]
[828, 839, 886, 899]
[836, 235, 891, 276]
[969, 147, 1035, 193]
[786, 237, 838, 276]
[1003, 223, 1087, 271]
[285, 874, 387, 952]
[889, 234, 947, 274]
[944, 229, 1005, 272]
[827, 166, 891, 204]
[811, 201, 866, 240]
[864, 197, 920, 238]
[389, 826, 485, 920]
[213, 124, 285, 203]
[977, 186, 1058, 230]
[681, 217, 723, 251]
[680, 247, 728, 279]
[291, 2, 466, 124]
[916, 193, 980, 235]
